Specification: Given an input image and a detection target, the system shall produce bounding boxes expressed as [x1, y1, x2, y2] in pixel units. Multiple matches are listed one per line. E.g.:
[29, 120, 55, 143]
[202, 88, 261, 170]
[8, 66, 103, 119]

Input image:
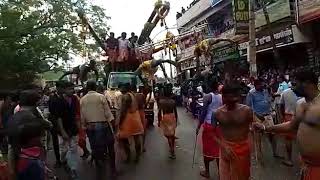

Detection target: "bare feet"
[200, 170, 210, 178]
[273, 154, 284, 159]
[282, 160, 294, 167]
[169, 151, 176, 159]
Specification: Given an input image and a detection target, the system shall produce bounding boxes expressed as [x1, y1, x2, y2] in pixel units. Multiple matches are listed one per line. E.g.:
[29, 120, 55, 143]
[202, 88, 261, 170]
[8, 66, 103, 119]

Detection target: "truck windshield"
[108, 73, 140, 89]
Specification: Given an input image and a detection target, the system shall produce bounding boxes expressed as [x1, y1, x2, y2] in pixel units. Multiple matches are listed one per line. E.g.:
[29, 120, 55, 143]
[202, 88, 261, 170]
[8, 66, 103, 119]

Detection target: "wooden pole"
[261, 0, 282, 72]
[248, 0, 257, 78]
[169, 48, 173, 79]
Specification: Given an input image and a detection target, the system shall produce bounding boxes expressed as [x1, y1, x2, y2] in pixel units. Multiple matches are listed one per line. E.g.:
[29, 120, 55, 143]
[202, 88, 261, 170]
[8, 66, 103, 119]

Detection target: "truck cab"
[105, 72, 154, 126]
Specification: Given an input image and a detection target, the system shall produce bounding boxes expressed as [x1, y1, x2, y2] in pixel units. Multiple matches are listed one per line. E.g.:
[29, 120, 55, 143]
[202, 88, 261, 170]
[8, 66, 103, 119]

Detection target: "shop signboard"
[233, 0, 249, 34]
[211, 44, 240, 63]
[180, 58, 196, 71]
[255, 0, 291, 27]
[298, 0, 320, 23]
[239, 26, 294, 55]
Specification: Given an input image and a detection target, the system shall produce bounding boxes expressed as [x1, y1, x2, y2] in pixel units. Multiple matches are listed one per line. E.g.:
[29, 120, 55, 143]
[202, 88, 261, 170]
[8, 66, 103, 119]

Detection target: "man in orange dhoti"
[105, 32, 119, 71]
[118, 83, 144, 162]
[215, 84, 253, 180]
[158, 84, 178, 159]
[133, 85, 147, 152]
[254, 70, 320, 180]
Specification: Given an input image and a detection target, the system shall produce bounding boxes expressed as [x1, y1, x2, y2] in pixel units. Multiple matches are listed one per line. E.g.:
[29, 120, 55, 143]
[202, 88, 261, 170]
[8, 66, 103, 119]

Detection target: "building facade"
[176, 0, 320, 81]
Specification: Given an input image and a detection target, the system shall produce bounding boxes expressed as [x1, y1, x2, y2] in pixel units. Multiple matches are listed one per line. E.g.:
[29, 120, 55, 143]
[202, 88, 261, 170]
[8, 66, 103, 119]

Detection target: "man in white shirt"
[80, 80, 116, 177]
[118, 32, 130, 71]
[274, 76, 290, 124]
[279, 85, 299, 166]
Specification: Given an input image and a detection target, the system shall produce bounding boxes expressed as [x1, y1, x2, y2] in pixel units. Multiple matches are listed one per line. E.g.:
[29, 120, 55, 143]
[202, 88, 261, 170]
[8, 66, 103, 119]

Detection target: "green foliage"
[0, 0, 110, 87]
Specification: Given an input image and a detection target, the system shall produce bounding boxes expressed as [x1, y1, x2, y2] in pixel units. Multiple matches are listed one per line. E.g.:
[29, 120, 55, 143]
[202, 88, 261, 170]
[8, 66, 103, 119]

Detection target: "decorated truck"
[105, 72, 155, 125]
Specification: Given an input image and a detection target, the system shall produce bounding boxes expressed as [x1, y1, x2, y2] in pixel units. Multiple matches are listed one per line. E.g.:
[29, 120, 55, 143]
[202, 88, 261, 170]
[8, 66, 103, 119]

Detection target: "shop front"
[238, 24, 311, 72]
[297, 0, 320, 74]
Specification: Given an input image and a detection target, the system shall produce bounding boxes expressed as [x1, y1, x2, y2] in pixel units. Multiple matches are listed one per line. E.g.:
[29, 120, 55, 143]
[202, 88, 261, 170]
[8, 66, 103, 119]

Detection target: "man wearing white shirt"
[274, 76, 290, 124]
[118, 32, 130, 71]
[279, 86, 300, 166]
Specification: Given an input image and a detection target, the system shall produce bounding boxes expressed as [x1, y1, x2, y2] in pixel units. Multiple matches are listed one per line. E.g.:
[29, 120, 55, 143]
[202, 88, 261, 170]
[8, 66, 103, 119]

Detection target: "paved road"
[48, 107, 301, 180]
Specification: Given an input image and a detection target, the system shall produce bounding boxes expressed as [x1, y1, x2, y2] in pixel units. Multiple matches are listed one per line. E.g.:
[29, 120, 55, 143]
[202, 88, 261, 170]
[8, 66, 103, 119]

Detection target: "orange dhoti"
[160, 113, 177, 137]
[220, 139, 251, 180]
[301, 156, 320, 180]
[107, 49, 118, 63]
[282, 114, 296, 140]
[139, 110, 147, 130]
[118, 111, 144, 139]
[118, 48, 128, 62]
[202, 122, 220, 159]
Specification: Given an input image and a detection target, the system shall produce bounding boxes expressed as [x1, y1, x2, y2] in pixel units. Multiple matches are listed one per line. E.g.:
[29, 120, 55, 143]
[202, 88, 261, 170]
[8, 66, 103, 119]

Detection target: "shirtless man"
[158, 84, 178, 159]
[118, 83, 144, 163]
[254, 70, 320, 180]
[214, 83, 253, 180]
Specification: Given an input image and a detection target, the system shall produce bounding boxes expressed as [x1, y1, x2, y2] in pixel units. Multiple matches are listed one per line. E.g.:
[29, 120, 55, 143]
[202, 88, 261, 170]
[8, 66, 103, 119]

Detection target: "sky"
[95, 0, 193, 39]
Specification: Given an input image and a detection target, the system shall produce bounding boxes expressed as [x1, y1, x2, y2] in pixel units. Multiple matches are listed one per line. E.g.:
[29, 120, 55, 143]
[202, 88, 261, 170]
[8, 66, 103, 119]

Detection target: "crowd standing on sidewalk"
[0, 67, 319, 180]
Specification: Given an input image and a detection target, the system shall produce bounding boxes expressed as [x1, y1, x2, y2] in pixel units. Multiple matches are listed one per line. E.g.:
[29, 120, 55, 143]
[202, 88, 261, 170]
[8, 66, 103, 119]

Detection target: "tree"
[0, 0, 110, 88]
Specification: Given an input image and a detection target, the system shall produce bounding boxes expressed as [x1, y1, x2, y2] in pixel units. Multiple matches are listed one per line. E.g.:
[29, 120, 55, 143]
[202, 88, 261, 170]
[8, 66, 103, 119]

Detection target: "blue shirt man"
[246, 79, 272, 116]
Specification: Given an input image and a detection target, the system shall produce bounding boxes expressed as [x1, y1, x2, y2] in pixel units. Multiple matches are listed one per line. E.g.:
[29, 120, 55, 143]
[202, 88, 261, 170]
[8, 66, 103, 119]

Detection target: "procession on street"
[1, 0, 320, 180]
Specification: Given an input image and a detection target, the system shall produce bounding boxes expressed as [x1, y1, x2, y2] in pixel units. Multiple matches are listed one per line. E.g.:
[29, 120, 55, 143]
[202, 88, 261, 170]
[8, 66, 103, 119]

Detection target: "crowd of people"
[1, 66, 320, 180]
[187, 68, 320, 180]
[103, 32, 141, 72]
[0, 81, 178, 180]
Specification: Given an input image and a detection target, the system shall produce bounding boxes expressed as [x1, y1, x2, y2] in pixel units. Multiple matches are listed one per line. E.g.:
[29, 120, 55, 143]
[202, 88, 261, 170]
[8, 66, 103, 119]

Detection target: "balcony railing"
[177, 0, 212, 28]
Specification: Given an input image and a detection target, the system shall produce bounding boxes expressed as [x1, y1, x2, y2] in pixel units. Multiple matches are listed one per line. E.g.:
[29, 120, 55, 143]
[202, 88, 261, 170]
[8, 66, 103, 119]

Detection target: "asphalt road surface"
[48, 107, 301, 180]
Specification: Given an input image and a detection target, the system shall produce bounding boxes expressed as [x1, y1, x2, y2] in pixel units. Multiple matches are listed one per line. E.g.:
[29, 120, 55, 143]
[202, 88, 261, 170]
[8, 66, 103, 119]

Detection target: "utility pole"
[261, 0, 282, 71]
[248, 0, 257, 78]
[168, 48, 173, 79]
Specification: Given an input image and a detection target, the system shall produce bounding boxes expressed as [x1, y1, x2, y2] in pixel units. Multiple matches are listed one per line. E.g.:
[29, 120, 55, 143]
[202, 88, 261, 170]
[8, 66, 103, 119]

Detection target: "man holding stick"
[214, 83, 253, 180]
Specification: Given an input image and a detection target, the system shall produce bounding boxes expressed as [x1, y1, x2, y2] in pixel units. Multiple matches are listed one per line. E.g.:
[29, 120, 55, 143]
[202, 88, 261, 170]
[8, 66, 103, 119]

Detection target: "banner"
[180, 58, 196, 71]
[255, 0, 291, 27]
[211, 44, 240, 63]
[298, 0, 320, 23]
[239, 26, 294, 55]
[233, 0, 249, 34]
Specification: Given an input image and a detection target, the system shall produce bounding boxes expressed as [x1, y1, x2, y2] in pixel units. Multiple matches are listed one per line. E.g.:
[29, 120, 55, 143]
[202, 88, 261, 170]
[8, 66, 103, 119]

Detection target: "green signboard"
[233, 0, 249, 34]
[211, 44, 240, 63]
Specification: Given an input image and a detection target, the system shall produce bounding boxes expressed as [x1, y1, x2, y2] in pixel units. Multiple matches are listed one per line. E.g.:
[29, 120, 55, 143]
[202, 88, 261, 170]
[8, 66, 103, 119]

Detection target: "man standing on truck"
[118, 32, 130, 72]
[105, 32, 119, 71]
